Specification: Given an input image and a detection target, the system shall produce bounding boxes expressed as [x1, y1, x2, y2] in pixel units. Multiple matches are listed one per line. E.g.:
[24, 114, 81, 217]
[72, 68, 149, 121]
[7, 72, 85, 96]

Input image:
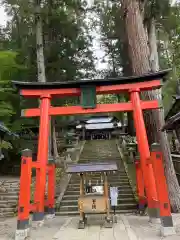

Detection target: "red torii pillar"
[15, 149, 32, 239]
[130, 89, 159, 222]
[151, 143, 175, 236]
[32, 94, 52, 223]
[135, 156, 146, 210]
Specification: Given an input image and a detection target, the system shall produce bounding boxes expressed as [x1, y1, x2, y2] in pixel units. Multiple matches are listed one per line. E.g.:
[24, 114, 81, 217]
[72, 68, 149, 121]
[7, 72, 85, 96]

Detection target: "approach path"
[1, 214, 180, 240]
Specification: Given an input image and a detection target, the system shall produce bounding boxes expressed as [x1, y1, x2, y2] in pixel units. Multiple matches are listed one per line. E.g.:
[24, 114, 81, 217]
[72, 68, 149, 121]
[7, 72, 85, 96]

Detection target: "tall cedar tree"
[121, 0, 180, 212]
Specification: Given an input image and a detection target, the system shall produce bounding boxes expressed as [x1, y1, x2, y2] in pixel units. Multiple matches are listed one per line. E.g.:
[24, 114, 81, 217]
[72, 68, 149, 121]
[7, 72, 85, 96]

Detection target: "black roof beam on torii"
[12, 69, 170, 90]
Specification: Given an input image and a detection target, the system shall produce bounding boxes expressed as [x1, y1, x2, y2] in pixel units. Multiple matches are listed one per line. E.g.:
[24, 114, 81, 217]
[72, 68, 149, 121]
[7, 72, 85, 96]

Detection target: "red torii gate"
[13, 69, 175, 238]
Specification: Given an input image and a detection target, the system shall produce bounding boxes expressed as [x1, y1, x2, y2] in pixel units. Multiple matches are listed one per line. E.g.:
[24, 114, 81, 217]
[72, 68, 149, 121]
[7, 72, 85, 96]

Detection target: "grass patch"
[126, 162, 136, 191]
[124, 156, 138, 201]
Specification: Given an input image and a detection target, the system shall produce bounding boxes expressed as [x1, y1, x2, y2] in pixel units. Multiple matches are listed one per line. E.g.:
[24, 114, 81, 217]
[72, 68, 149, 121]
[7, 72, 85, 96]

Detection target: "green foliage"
[92, 0, 180, 113]
[2, 0, 95, 81]
[0, 0, 96, 158]
[0, 140, 13, 150]
[157, 2, 180, 110]
[0, 51, 24, 79]
[92, 0, 123, 75]
[144, 0, 170, 22]
[97, 94, 118, 104]
[0, 50, 36, 144]
[0, 51, 20, 124]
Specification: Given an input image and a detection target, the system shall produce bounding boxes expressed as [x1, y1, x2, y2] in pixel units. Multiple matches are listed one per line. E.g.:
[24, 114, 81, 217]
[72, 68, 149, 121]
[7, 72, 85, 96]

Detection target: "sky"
[0, 6, 7, 27]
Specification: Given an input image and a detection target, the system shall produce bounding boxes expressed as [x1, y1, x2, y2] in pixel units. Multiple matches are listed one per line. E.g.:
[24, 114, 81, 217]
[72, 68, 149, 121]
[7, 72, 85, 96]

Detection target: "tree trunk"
[35, 2, 46, 83]
[121, 0, 180, 212]
[52, 118, 60, 160]
[35, 1, 57, 165]
[148, 18, 159, 72]
[117, 14, 135, 135]
[148, 17, 180, 212]
[175, 127, 180, 148]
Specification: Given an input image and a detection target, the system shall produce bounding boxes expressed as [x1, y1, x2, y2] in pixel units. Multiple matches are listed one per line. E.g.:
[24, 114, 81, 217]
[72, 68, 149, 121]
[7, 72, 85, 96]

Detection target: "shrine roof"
[12, 69, 170, 90]
[0, 122, 19, 138]
[76, 122, 121, 130]
[162, 111, 180, 131]
[86, 116, 114, 124]
[165, 95, 180, 120]
[66, 162, 118, 174]
[78, 115, 117, 124]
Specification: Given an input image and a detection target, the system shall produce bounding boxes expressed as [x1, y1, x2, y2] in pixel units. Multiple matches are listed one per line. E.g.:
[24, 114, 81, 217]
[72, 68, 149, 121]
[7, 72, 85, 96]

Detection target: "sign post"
[110, 186, 118, 223]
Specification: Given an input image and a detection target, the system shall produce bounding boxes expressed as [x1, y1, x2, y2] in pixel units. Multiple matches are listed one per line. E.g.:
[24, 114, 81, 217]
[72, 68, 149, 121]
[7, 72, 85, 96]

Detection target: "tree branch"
[139, 0, 148, 15]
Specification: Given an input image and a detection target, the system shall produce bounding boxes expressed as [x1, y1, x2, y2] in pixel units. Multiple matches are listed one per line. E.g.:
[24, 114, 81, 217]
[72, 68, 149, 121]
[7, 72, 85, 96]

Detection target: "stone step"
[0, 180, 20, 186]
[0, 183, 20, 186]
[69, 177, 129, 182]
[79, 176, 127, 179]
[0, 203, 17, 208]
[80, 155, 120, 157]
[65, 188, 133, 195]
[80, 158, 120, 159]
[0, 186, 19, 188]
[68, 182, 130, 187]
[67, 185, 131, 190]
[0, 192, 19, 196]
[62, 192, 134, 201]
[0, 200, 17, 203]
[67, 184, 131, 190]
[0, 207, 15, 213]
[81, 150, 119, 152]
[71, 172, 127, 176]
[80, 152, 119, 154]
[0, 200, 17, 205]
[70, 174, 128, 178]
[0, 180, 19, 183]
[56, 209, 134, 216]
[0, 195, 18, 200]
[80, 153, 119, 155]
[56, 139, 136, 216]
[69, 180, 129, 184]
[70, 178, 128, 182]
[71, 173, 127, 178]
[0, 212, 15, 218]
[60, 197, 135, 206]
[80, 158, 120, 160]
[0, 188, 19, 192]
[59, 203, 137, 212]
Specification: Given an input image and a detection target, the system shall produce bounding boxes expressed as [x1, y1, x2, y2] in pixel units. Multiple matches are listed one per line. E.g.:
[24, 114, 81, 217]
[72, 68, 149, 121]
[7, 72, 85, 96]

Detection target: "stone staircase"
[56, 139, 137, 216]
[0, 177, 20, 217]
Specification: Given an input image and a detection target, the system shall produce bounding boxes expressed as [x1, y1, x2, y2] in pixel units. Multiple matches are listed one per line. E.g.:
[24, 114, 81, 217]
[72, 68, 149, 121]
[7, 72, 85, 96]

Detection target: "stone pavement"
[1, 214, 180, 240]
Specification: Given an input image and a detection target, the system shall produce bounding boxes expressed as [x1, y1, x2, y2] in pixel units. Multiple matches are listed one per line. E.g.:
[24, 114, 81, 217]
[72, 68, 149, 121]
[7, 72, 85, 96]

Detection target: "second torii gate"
[13, 69, 175, 239]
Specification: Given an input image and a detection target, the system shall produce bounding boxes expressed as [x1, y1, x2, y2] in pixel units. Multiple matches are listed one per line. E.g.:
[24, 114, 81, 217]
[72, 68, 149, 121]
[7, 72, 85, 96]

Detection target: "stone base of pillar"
[112, 214, 117, 223]
[160, 216, 176, 236]
[148, 207, 160, 224]
[160, 226, 176, 236]
[15, 219, 30, 240]
[45, 207, 55, 219]
[15, 228, 30, 240]
[149, 217, 161, 224]
[32, 212, 44, 228]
